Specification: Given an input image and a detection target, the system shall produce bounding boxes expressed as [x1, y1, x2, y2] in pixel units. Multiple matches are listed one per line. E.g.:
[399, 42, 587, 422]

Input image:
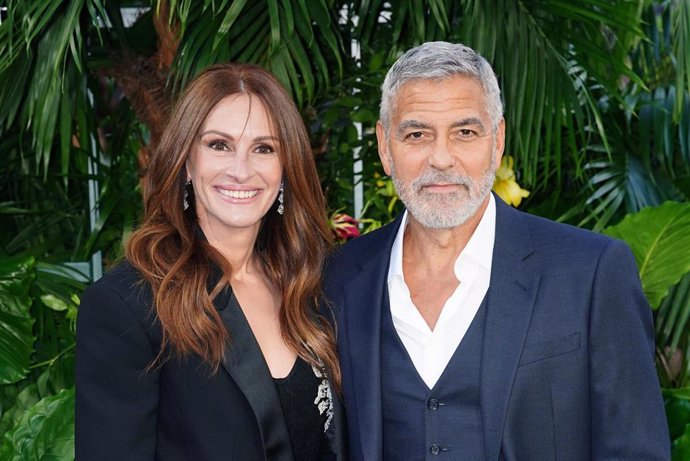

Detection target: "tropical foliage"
[0, 0, 689, 458]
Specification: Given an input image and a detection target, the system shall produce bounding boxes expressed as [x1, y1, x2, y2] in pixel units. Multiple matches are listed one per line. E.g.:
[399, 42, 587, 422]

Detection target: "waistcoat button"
[430, 444, 441, 455]
[428, 398, 439, 410]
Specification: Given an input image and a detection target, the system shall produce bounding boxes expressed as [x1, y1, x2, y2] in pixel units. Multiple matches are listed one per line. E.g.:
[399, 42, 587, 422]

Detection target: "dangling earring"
[277, 181, 284, 215]
[183, 180, 191, 210]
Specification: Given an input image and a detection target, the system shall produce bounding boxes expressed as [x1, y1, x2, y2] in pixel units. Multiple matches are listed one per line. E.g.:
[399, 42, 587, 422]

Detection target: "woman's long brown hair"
[125, 63, 339, 389]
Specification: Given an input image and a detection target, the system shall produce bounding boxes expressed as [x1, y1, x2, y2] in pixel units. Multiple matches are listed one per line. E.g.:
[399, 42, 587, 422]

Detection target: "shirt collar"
[388, 211, 408, 284]
[461, 193, 496, 274]
[388, 194, 496, 284]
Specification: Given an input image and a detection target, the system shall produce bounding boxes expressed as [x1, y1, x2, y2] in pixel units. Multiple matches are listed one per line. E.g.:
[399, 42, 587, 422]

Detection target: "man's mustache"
[412, 172, 473, 190]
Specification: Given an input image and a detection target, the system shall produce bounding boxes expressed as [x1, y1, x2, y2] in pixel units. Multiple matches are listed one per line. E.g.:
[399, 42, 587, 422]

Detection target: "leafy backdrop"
[1, 0, 689, 458]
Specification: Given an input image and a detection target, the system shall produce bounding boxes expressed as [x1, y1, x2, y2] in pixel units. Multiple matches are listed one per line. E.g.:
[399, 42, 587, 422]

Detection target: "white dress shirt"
[387, 194, 496, 389]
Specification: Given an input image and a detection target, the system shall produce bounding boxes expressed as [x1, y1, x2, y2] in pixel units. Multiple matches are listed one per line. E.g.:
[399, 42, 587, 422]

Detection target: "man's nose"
[428, 138, 456, 170]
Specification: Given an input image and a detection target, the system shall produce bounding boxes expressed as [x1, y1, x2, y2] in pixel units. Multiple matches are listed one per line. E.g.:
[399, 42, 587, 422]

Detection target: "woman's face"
[186, 93, 283, 241]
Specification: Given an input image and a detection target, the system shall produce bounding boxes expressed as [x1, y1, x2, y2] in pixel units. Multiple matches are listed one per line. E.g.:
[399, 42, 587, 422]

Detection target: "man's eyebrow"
[450, 117, 486, 129]
[396, 120, 431, 136]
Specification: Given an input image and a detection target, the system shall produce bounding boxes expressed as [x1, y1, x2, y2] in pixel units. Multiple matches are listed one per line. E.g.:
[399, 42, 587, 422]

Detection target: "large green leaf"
[665, 392, 690, 444]
[673, 422, 690, 461]
[0, 257, 36, 384]
[0, 388, 75, 461]
[0, 384, 40, 440]
[603, 201, 690, 308]
[666, 387, 690, 401]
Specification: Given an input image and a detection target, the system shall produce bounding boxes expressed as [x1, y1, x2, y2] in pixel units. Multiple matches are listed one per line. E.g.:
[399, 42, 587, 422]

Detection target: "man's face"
[376, 76, 505, 229]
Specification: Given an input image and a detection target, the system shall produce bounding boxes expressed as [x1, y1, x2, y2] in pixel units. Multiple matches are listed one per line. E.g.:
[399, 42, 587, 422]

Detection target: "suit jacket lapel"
[216, 290, 294, 461]
[325, 384, 348, 460]
[481, 197, 540, 461]
[344, 215, 403, 459]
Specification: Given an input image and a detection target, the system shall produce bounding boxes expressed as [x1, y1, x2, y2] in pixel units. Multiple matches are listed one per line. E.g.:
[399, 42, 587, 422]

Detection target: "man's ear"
[494, 118, 506, 166]
[376, 120, 392, 175]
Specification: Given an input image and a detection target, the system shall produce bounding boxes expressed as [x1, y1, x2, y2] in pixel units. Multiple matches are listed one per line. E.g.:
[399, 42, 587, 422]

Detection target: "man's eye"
[406, 131, 424, 140]
[459, 129, 475, 137]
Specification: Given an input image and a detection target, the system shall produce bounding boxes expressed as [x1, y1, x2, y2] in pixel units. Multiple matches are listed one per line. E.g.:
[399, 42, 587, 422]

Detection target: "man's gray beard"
[390, 162, 496, 229]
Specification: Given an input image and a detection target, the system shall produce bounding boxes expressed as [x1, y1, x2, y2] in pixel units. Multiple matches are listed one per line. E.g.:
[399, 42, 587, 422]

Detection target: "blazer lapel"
[216, 290, 294, 461]
[325, 384, 348, 460]
[481, 197, 540, 461]
[343, 215, 403, 459]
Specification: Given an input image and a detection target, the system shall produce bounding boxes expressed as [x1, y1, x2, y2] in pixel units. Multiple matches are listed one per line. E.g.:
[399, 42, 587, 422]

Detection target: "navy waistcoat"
[381, 293, 487, 460]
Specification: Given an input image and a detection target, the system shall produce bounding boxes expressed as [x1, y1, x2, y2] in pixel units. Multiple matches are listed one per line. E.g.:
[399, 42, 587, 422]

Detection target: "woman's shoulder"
[88, 260, 146, 293]
[81, 260, 154, 322]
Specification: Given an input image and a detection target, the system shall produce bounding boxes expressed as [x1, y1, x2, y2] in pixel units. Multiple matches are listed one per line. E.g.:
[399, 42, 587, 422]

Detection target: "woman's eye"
[207, 140, 229, 151]
[255, 144, 275, 154]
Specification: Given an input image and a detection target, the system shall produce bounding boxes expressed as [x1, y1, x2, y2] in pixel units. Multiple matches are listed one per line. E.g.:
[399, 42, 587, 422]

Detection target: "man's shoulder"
[502, 203, 626, 258]
[327, 218, 400, 274]
[529, 211, 612, 244]
[343, 221, 398, 251]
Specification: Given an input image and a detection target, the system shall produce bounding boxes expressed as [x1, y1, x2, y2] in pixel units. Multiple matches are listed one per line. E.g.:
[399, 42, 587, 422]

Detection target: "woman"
[76, 63, 345, 460]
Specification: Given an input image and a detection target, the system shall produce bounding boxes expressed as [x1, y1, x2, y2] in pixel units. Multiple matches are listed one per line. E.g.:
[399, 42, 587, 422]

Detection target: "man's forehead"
[396, 75, 484, 98]
[391, 77, 489, 122]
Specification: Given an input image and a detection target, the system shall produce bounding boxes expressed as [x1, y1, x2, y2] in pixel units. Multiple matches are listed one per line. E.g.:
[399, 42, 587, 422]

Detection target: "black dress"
[274, 358, 334, 460]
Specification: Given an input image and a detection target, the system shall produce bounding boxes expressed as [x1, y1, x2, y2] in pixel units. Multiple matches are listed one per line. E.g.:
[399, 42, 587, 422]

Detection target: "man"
[325, 41, 669, 460]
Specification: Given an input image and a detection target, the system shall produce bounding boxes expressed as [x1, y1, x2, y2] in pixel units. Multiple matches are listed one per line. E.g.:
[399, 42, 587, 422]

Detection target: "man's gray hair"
[380, 41, 503, 133]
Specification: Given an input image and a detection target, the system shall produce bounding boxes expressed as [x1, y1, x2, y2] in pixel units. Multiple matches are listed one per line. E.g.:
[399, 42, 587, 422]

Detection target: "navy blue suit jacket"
[325, 195, 669, 460]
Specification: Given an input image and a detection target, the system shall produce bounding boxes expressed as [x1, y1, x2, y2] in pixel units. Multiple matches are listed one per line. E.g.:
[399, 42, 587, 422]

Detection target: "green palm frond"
[0, 0, 108, 176]
[351, 0, 450, 50]
[673, 0, 690, 121]
[579, 155, 679, 231]
[460, 0, 645, 188]
[166, 0, 343, 106]
[572, 2, 690, 231]
[656, 272, 690, 387]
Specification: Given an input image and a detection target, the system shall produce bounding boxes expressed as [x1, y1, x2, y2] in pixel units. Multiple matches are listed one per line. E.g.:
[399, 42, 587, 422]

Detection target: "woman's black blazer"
[75, 262, 347, 460]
